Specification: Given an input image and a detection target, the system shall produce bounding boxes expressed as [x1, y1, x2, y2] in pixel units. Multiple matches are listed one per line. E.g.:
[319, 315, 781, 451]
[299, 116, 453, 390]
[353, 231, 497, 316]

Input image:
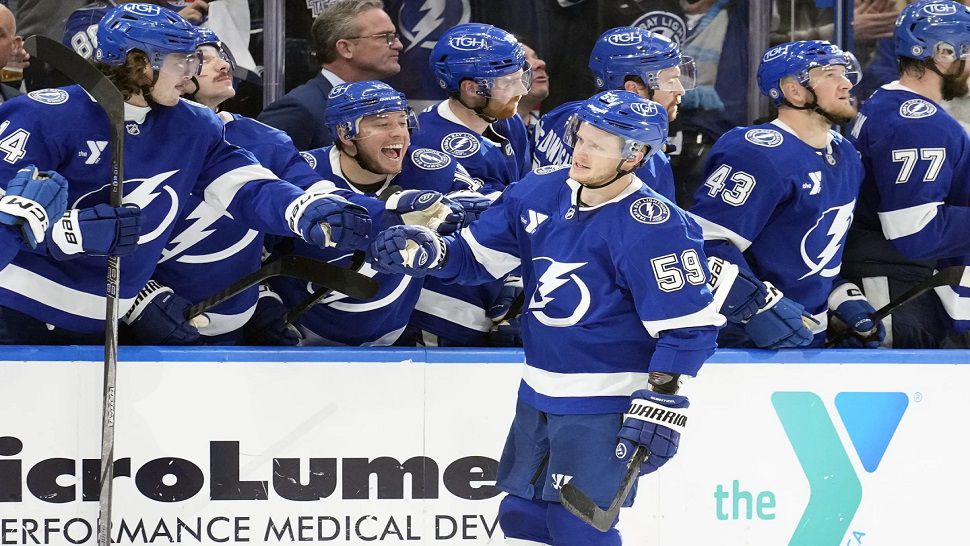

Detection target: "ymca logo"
[551, 474, 573, 490]
[773, 391, 908, 546]
[521, 209, 548, 234]
[399, 0, 471, 53]
[529, 258, 591, 327]
[83, 140, 108, 165]
[798, 201, 854, 279]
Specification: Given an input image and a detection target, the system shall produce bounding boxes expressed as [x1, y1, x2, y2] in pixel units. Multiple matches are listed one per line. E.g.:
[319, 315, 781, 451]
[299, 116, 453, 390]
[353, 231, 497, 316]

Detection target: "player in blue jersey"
[533, 26, 696, 202]
[405, 22, 533, 347]
[269, 80, 488, 346]
[0, 4, 373, 344]
[370, 91, 724, 544]
[64, 1, 209, 60]
[844, 0, 970, 348]
[689, 40, 885, 349]
[0, 166, 69, 269]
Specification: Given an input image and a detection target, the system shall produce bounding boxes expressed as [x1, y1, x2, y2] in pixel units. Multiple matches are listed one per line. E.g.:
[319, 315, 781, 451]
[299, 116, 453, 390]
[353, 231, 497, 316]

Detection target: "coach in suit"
[258, 0, 403, 150]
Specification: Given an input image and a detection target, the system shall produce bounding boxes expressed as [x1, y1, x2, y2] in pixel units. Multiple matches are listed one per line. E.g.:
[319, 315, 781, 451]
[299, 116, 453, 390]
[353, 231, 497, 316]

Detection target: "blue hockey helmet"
[429, 23, 532, 98]
[97, 3, 200, 72]
[588, 27, 696, 92]
[757, 40, 861, 105]
[324, 81, 417, 141]
[894, 0, 970, 61]
[564, 90, 668, 162]
[195, 27, 236, 70]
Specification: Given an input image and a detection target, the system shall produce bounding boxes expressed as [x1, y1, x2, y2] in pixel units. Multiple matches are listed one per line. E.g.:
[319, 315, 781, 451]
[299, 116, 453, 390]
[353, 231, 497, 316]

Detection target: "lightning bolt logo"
[529, 257, 591, 327]
[73, 170, 180, 245]
[799, 201, 855, 280]
[399, 0, 470, 52]
[159, 201, 231, 263]
[403, 0, 445, 53]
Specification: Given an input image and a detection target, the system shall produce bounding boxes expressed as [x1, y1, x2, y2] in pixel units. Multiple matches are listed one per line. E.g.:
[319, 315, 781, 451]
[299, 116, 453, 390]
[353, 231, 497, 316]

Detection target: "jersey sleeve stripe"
[521, 364, 651, 398]
[203, 164, 280, 212]
[689, 213, 754, 251]
[460, 229, 521, 279]
[0, 264, 137, 320]
[414, 288, 494, 332]
[876, 201, 943, 240]
[640, 301, 726, 338]
[933, 283, 970, 321]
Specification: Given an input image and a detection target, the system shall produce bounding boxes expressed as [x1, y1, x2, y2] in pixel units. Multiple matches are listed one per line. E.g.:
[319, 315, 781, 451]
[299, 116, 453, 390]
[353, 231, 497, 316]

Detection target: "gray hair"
[312, 0, 385, 65]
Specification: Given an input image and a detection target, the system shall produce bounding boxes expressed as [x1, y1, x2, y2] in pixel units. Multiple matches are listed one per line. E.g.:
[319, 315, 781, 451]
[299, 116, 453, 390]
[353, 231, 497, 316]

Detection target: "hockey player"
[370, 91, 723, 544]
[271, 80, 487, 345]
[689, 40, 885, 349]
[406, 22, 532, 346]
[844, 0, 970, 347]
[0, 166, 69, 269]
[0, 3, 372, 344]
[533, 26, 695, 201]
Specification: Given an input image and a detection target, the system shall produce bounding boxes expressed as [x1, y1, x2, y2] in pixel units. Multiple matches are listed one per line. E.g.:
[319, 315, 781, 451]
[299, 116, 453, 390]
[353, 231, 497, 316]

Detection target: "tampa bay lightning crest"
[411, 147, 452, 170]
[798, 201, 855, 280]
[300, 151, 318, 170]
[529, 257, 591, 327]
[397, 0, 471, 53]
[27, 89, 69, 105]
[441, 132, 480, 158]
[630, 197, 670, 224]
[744, 128, 784, 148]
[74, 170, 181, 245]
[632, 11, 688, 44]
[899, 98, 937, 119]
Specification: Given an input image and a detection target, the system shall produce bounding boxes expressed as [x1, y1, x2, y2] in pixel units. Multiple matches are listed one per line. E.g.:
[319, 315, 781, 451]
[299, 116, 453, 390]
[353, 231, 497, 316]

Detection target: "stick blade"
[284, 254, 377, 300]
[560, 483, 616, 532]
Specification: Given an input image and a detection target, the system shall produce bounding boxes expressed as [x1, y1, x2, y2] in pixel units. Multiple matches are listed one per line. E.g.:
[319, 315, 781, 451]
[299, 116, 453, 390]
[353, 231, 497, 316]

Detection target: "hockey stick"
[826, 265, 970, 347]
[185, 254, 378, 319]
[25, 35, 125, 546]
[560, 445, 648, 532]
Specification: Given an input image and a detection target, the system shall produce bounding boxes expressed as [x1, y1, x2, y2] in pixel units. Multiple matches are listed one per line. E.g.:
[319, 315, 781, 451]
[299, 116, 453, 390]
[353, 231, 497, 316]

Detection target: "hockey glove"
[446, 190, 492, 227]
[743, 283, 815, 349]
[288, 192, 372, 251]
[0, 165, 68, 248]
[123, 281, 209, 345]
[707, 257, 769, 323]
[49, 203, 143, 259]
[828, 282, 885, 348]
[244, 285, 302, 346]
[616, 390, 689, 475]
[487, 276, 523, 322]
[385, 189, 464, 235]
[369, 225, 446, 277]
[489, 316, 522, 347]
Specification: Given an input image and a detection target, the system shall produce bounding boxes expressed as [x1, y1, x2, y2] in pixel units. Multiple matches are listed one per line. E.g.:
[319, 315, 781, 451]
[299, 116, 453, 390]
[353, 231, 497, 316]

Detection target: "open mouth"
[381, 143, 404, 160]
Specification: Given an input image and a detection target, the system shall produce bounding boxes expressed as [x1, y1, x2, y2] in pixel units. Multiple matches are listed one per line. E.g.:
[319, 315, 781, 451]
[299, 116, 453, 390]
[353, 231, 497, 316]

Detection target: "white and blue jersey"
[689, 120, 864, 343]
[408, 101, 532, 345]
[532, 100, 677, 201]
[0, 87, 308, 333]
[269, 145, 473, 345]
[847, 83, 970, 332]
[435, 166, 722, 413]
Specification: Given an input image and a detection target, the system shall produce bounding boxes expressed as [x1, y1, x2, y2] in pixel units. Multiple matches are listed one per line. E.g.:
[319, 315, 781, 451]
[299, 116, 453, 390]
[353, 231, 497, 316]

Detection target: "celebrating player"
[844, 0, 970, 347]
[369, 90, 723, 543]
[0, 166, 69, 269]
[689, 40, 884, 349]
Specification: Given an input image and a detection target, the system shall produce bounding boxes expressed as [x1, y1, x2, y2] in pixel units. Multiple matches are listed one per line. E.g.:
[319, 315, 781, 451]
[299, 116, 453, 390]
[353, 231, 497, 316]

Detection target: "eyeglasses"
[345, 32, 400, 47]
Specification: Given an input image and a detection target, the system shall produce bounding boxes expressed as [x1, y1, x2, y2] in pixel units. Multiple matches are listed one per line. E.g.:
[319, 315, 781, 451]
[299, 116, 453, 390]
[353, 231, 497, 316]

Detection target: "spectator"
[0, 4, 22, 103]
[257, 0, 402, 150]
[14, 0, 86, 90]
[516, 43, 549, 144]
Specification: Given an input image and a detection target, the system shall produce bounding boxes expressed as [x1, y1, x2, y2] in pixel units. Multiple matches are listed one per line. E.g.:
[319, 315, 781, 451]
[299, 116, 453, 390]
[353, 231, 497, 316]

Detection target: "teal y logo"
[772, 392, 909, 546]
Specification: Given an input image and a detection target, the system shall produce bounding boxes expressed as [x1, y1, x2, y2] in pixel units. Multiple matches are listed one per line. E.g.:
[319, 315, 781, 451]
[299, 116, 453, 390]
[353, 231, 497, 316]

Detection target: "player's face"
[150, 52, 201, 106]
[346, 111, 412, 174]
[192, 45, 235, 104]
[808, 64, 857, 121]
[523, 46, 550, 102]
[652, 65, 687, 121]
[569, 122, 628, 185]
[344, 9, 402, 79]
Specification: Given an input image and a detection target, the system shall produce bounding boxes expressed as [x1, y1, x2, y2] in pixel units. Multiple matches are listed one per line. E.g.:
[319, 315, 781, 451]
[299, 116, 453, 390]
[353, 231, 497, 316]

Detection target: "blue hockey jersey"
[689, 120, 864, 344]
[408, 101, 532, 345]
[532, 100, 676, 201]
[847, 82, 970, 331]
[269, 145, 473, 345]
[0, 88, 309, 333]
[435, 165, 722, 413]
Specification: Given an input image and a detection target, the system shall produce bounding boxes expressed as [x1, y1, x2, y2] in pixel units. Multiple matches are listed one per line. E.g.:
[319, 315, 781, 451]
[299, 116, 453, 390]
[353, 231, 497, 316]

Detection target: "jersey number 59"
[651, 250, 706, 292]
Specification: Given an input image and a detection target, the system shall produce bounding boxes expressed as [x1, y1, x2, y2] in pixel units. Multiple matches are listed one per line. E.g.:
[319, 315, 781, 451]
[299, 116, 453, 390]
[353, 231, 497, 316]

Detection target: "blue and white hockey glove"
[489, 316, 522, 347]
[369, 225, 446, 277]
[743, 283, 815, 349]
[123, 281, 209, 345]
[446, 190, 492, 227]
[487, 276, 523, 322]
[616, 390, 689, 476]
[385, 189, 464, 235]
[48, 203, 143, 259]
[707, 257, 769, 323]
[287, 192, 372, 251]
[0, 166, 68, 248]
[244, 285, 302, 346]
[828, 282, 885, 348]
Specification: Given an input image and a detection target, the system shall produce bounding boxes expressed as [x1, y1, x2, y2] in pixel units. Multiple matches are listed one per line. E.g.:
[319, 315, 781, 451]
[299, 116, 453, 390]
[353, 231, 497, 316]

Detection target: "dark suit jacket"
[257, 72, 334, 151]
[0, 83, 21, 105]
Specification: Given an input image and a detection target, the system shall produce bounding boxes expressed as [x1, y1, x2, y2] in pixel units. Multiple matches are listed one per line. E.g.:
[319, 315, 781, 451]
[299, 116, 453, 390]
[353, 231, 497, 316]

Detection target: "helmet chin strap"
[926, 59, 967, 101]
[781, 86, 852, 125]
[576, 153, 647, 199]
[455, 87, 498, 123]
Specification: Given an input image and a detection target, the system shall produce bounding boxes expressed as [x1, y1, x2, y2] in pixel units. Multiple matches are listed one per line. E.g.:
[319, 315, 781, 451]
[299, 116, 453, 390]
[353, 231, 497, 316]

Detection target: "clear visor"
[564, 117, 647, 161]
[934, 41, 970, 62]
[478, 61, 533, 101]
[351, 109, 419, 140]
[158, 50, 203, 78]
[645, 57, 697, 92]
[199, 43, 236, 71]
[806, 58, 862, 88]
